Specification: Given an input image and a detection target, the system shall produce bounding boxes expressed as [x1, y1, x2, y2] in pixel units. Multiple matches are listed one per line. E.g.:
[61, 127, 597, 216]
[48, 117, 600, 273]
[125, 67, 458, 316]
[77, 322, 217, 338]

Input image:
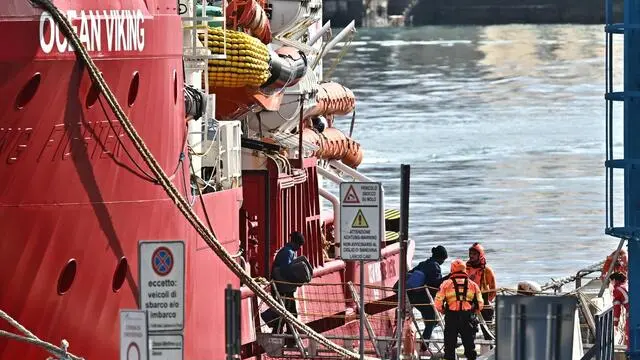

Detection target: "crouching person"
[264, 232, 311, 347]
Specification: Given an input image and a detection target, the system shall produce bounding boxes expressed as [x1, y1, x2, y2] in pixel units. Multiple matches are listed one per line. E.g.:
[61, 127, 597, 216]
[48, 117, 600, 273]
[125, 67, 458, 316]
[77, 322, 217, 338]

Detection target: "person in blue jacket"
[407, 245, 449, 349]
[270, 231, 305, 342]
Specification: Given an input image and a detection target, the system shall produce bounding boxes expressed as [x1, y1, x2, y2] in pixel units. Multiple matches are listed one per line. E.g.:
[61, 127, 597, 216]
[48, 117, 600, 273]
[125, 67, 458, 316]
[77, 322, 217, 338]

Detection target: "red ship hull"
[0, 1, 409, 359]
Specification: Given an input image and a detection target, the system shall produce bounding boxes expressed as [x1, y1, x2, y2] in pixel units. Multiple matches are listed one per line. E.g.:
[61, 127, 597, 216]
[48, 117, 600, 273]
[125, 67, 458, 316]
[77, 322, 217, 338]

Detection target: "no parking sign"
[139, 241, 185, 332]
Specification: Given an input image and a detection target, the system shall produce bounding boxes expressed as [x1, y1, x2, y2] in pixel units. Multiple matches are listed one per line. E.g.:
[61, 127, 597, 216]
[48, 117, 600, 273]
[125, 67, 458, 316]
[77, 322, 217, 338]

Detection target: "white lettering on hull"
[39, 9, 146, 54]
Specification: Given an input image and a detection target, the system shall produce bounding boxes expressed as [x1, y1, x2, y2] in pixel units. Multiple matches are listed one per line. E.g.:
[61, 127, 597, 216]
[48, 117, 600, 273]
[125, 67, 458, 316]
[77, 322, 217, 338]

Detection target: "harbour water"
[326, 24, 624, 287]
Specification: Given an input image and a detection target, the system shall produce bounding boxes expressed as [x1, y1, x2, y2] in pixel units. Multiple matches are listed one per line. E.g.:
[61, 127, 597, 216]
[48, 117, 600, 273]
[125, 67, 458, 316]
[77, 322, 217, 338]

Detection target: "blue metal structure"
[604, 0, 639, 356]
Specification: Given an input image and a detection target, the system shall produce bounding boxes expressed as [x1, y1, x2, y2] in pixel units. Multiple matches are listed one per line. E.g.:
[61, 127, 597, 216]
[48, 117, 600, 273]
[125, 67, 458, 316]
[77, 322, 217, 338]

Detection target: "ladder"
[602, 0, 639, 357]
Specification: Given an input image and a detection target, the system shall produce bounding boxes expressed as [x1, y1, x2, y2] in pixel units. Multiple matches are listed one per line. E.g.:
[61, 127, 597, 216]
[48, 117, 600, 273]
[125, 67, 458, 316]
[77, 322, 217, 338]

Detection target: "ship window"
[128, 71, 140, 107]
[15, 73, 41, 109]
[86, 82, 100, 108]
[57, 259, 77, 295]
[112, 257, 128, 293]
[173, 69, 178, 105]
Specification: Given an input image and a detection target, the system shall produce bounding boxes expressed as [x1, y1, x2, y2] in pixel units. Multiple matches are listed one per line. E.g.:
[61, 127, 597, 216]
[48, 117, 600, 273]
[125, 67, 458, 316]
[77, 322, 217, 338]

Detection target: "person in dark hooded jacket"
[406, 245, 449, 349]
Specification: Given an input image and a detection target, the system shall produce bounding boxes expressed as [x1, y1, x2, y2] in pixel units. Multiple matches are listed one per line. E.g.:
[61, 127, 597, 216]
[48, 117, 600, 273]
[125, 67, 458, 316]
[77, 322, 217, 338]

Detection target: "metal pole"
[396, 164, 410, 359]
[360, 260, 365, 360]
[225, 284, 233, 360]
[298, 95, 304, 168]
[623, 0, 640, 355]
[264, 171, 271, 279]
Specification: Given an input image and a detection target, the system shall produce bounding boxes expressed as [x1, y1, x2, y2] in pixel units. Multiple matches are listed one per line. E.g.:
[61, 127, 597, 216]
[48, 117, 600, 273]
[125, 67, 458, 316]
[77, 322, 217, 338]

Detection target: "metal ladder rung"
[605, 23, 624, 34]
[605, 227, 637, 240]
[605, 91, 640, 101]
[604, 159, 640, 168]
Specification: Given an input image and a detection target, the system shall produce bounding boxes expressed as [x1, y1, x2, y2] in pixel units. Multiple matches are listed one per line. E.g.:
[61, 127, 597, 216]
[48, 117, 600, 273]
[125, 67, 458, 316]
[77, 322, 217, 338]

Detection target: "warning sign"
[139, 241, 185, 332]
[351, 209, 369, 228]
[343, 185, 360, 204]
[120, 310, 148, 360]
[339, 182, 382, 261]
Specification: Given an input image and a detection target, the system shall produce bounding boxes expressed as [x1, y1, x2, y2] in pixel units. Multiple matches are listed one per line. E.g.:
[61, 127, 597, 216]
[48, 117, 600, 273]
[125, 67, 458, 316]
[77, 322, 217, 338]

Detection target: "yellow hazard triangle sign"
[352, 209, 369, 228]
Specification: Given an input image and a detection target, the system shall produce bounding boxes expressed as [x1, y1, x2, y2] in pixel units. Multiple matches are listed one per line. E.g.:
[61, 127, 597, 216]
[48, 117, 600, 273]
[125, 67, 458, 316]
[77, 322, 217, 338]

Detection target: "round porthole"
[57, 259, 77, 295]
[128, 72, 140, 107]
[16, 73, 42, 109]
[112, 257, 128, 293]
[173, 69, 178, 105]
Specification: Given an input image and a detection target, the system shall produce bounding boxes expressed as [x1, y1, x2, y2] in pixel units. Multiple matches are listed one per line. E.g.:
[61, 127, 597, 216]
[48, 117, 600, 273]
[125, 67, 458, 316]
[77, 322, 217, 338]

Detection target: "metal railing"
[580, 306, 615, 360]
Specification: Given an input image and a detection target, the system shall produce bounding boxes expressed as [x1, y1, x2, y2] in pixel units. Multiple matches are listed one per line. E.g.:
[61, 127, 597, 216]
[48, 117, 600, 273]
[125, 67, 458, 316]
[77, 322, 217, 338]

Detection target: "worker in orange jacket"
[610, 272, 629, 349]
[435, 259, 484, 360]
[601, 248, 628, 279]
[467, 242, 496, 323]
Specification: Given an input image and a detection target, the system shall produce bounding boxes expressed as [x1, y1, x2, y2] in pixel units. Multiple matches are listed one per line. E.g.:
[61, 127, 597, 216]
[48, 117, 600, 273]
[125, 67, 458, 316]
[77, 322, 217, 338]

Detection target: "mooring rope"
[27, 1, 376, 358]
[0, 309, 83, 360]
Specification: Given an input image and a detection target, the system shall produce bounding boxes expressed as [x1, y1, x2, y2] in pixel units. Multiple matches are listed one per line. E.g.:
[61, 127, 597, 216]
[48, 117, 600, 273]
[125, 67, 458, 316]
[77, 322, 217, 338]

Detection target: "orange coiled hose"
[227, 0, 272, 44]
[239, 0, 272, 44]
[305, 82, 356, 119]
[302, 127, 363, 168]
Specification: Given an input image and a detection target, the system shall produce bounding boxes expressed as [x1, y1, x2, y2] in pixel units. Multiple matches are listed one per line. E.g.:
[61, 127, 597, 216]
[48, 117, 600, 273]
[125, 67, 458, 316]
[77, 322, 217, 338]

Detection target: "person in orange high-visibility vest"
[435, 259, 484, 360]
[466, 242, 496, 323]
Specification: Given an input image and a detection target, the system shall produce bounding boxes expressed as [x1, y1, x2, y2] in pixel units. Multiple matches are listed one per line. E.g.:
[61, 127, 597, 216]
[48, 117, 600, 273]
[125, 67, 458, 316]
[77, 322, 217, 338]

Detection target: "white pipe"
[308, 21, 332, 46]
[323, 21, 356, 55]
[329, 160, 378, 185]
[319, 187, 340, 251]
[329, 160, 387, 238]
[317, 166, 345, 185]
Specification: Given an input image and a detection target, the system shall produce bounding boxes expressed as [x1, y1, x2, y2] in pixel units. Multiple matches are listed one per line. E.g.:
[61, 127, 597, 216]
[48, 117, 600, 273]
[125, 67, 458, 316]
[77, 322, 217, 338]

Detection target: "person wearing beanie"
[405, 245, 449, 350]
[270, 231, 305, 345]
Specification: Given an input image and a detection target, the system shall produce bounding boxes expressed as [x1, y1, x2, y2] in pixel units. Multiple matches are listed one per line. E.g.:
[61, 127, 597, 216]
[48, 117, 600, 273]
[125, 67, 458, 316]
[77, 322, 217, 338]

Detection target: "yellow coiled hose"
[198, 27, 271, 88]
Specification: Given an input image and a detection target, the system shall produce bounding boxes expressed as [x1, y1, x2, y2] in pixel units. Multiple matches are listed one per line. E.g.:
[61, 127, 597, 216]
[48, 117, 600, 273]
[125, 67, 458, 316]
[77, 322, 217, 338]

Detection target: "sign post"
[139, 241, 185, 359]
[120, 310, 148, 360]
[139, 241, 185, 333]
[340, 182, 382, 360]
[225, 284, 241, 360]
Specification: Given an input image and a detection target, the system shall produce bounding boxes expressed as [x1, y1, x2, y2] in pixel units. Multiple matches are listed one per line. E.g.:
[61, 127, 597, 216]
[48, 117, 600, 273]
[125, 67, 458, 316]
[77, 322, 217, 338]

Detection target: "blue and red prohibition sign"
[151, 246, 174, 276]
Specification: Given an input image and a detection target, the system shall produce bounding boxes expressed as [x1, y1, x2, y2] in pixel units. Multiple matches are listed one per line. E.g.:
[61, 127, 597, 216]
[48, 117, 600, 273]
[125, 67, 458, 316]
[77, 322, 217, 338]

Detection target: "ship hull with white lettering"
[0, 1, 407, 359]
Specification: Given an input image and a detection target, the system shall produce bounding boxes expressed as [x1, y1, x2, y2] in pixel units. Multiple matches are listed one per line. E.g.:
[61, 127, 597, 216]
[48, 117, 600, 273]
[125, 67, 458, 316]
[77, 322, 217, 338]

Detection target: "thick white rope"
[0, 309, 83, 360]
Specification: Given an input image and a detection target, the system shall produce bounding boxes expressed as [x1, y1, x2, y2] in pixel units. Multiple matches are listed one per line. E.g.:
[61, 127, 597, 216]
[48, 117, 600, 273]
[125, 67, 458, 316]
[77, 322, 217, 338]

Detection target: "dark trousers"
[408, 291, 437, 343]
[274, 292, 298, 340]
[444, 311, 477, 360]
[416, 305, 437, 340]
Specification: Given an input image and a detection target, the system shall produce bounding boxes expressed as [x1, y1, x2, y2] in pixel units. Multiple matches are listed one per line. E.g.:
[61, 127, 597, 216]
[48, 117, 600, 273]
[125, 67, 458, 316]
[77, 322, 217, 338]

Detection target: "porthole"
[112, 257, 128, 293]
[128, 72, 140, 107]
[16, 73, 42, 109]
[57, 259, 77, 295]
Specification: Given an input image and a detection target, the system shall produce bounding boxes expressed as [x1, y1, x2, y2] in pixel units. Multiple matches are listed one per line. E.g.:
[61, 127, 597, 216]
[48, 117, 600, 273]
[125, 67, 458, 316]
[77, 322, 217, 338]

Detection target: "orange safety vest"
[434, 275, 484, 313]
